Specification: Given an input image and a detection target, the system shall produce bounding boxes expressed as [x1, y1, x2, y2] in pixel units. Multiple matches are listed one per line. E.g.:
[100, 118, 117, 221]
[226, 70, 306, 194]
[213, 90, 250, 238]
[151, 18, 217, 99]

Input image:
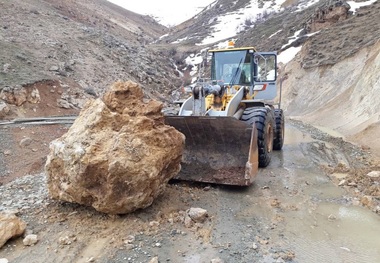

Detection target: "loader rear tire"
[241, 107, 274, 167]
[273, 109, 285, 150]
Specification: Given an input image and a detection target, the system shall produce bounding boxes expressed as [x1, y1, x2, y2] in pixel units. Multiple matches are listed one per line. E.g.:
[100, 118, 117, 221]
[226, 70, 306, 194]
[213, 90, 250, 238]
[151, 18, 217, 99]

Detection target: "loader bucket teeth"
[165, 116, 258, 186]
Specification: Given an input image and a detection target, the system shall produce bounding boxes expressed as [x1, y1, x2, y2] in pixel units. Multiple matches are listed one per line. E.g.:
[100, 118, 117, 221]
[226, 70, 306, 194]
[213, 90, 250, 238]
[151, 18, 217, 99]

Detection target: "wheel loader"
[165, 44, 284, 186]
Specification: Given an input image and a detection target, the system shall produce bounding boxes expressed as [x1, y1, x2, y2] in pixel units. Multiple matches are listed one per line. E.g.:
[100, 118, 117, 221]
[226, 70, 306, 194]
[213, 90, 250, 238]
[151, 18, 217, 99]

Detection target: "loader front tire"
[273, 109, 285, 150]
[241, 107, 274, 167]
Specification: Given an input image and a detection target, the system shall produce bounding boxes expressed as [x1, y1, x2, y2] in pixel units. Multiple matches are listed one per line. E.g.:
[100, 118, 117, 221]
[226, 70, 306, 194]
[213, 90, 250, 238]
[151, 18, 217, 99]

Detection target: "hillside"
[0, 0, 181, 118]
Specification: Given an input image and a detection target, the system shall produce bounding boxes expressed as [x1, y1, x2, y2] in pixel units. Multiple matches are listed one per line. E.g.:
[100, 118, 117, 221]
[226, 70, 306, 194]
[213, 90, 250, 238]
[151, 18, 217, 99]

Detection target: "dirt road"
[1, 121, 380, 263]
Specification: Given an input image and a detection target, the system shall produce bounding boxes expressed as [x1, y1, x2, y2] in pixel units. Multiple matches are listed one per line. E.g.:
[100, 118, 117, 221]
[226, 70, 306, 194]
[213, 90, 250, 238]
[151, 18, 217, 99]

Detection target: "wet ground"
[1, 122, 379, 263]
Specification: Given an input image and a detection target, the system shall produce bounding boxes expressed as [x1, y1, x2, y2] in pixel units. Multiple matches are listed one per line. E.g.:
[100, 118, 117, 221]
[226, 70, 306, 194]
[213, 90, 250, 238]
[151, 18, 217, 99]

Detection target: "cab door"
[252, 52, 277, 100]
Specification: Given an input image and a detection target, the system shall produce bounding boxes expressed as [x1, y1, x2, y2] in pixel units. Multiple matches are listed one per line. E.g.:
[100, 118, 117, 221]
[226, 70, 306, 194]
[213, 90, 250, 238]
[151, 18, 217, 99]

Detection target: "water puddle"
[240, 123, 380, 262]
[285, 203, 380, 263]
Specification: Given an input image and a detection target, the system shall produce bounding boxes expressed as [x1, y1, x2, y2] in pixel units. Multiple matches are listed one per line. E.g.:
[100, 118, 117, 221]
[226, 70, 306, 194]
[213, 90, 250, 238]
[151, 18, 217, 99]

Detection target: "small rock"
[367, 171, 380, 178]
[149, 257, 159, 263]
[328, 214, 337, 221]
[330, 173, 348, 180]
[0, 101, 10, 117]
[124, 235, 135, 244]
[252, 242, 258, 249]
[3, 150, 11, 156]
[3, 63, 11, 73]
[155, 242, 161, 247]
[59, 236, 72, 245]
[49, 65, 59, 71]
[184, 215, 193, 228]
[270, 199, 281, 208]
[0, 212, 26, 248]
[361, 196, 374, 207]
[149, 221, 160, 227]
[57, 99, 71, 109]
[203, 186, 211, 191]
[125, 244, 134, 250]
[211, 258, 224, 263]
[19, 137, 33, 148]
[0, 258, 9, 263]
[187, 207, 208, 223]
[338, 179, 346, 186]
[23, 234, 38, 246]
[87, 257, 95, 262]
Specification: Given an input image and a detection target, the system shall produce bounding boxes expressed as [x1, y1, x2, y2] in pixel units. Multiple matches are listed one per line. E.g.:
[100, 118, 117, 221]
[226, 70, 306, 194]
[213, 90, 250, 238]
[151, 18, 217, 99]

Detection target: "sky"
[107, 0, 216, 26]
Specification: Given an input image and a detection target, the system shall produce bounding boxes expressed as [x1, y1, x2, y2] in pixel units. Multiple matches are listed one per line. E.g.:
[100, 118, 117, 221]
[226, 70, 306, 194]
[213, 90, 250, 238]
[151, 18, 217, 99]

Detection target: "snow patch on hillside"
[278, 47, 302, 64]
[347, 0, 378, 14]
[198, 0, 287, 46]
[294, 0, 321, 12]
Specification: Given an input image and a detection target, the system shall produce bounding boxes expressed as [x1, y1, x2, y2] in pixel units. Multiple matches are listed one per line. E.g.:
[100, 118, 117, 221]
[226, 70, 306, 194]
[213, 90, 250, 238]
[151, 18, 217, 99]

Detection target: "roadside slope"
[282, 40, 380, 156]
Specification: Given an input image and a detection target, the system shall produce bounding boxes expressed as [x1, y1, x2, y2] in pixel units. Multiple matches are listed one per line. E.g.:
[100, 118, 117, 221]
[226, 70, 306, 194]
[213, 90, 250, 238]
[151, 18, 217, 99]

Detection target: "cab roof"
[208, 46, 257, 52]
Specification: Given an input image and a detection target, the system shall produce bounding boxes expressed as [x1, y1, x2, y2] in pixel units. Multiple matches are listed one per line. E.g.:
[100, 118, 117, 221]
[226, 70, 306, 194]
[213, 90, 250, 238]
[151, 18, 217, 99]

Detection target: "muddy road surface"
[1, 121, 380, 263]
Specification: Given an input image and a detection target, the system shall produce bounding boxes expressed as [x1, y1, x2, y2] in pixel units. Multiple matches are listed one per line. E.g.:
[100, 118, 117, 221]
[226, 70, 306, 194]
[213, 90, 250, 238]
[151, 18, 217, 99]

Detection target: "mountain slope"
[0, 0, 179, 107]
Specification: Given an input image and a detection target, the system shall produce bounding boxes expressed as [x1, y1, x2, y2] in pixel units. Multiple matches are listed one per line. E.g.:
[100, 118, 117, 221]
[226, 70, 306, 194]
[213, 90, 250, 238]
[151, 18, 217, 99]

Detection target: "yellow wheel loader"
[165, 46, 284, 186]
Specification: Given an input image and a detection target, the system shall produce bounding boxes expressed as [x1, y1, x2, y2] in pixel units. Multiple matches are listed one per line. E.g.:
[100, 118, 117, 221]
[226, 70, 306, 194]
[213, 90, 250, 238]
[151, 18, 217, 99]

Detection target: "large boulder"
[45, 81, 185, 214]
[0, 212, 26, 248]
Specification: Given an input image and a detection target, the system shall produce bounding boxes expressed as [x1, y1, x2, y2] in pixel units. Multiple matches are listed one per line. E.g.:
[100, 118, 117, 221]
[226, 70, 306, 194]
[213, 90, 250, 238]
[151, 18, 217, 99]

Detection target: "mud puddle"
[245, 124, 380, 263]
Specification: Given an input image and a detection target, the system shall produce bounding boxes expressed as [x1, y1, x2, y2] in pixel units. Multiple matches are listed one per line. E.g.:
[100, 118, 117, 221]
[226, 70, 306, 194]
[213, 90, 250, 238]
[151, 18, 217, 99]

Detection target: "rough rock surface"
[45, 81, 185, 214]
[0, 86, 40, 106]
[306, 0, 350, 33]
[23, 234, 38, 246]
[187, 207, 208, 223]
[0, 212, 26, 248]
[0, 101, 10, 118]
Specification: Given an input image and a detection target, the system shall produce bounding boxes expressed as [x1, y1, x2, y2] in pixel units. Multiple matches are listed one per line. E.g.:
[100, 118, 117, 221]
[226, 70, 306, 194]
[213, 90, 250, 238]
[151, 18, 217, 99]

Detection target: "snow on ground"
[281, 29, 303, 49]
[269, 29, 282, 39]
[347, 0, 378, 14]
[185, 54, 204, 82]
[278, 46, 302, 64]
[279, 29, 320, 64]
[197, 0, 287, 46]
[294, 0, 321, 12]
[172, 37, 190, 44]
[107, 0, 216, 26]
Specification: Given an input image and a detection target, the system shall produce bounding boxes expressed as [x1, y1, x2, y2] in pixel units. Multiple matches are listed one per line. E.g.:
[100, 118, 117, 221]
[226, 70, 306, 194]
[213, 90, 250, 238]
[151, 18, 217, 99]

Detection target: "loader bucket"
[165, 116, 259, 186]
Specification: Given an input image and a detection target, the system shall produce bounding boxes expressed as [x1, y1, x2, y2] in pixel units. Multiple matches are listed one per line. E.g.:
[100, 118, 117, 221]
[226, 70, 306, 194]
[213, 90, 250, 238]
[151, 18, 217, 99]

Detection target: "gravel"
[0, 173, 50, 213]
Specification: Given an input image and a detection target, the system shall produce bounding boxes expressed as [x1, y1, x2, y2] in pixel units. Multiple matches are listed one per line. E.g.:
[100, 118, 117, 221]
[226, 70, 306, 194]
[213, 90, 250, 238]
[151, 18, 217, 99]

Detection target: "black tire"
[273, 109, 285, 150]
[241, 107, 274, 167]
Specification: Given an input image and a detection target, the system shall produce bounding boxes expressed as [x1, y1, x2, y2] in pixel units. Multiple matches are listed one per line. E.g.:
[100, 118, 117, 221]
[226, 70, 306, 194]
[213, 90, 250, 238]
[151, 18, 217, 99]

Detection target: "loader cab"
[209, 47, 277, 100]
[211, 49, 252, 85]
